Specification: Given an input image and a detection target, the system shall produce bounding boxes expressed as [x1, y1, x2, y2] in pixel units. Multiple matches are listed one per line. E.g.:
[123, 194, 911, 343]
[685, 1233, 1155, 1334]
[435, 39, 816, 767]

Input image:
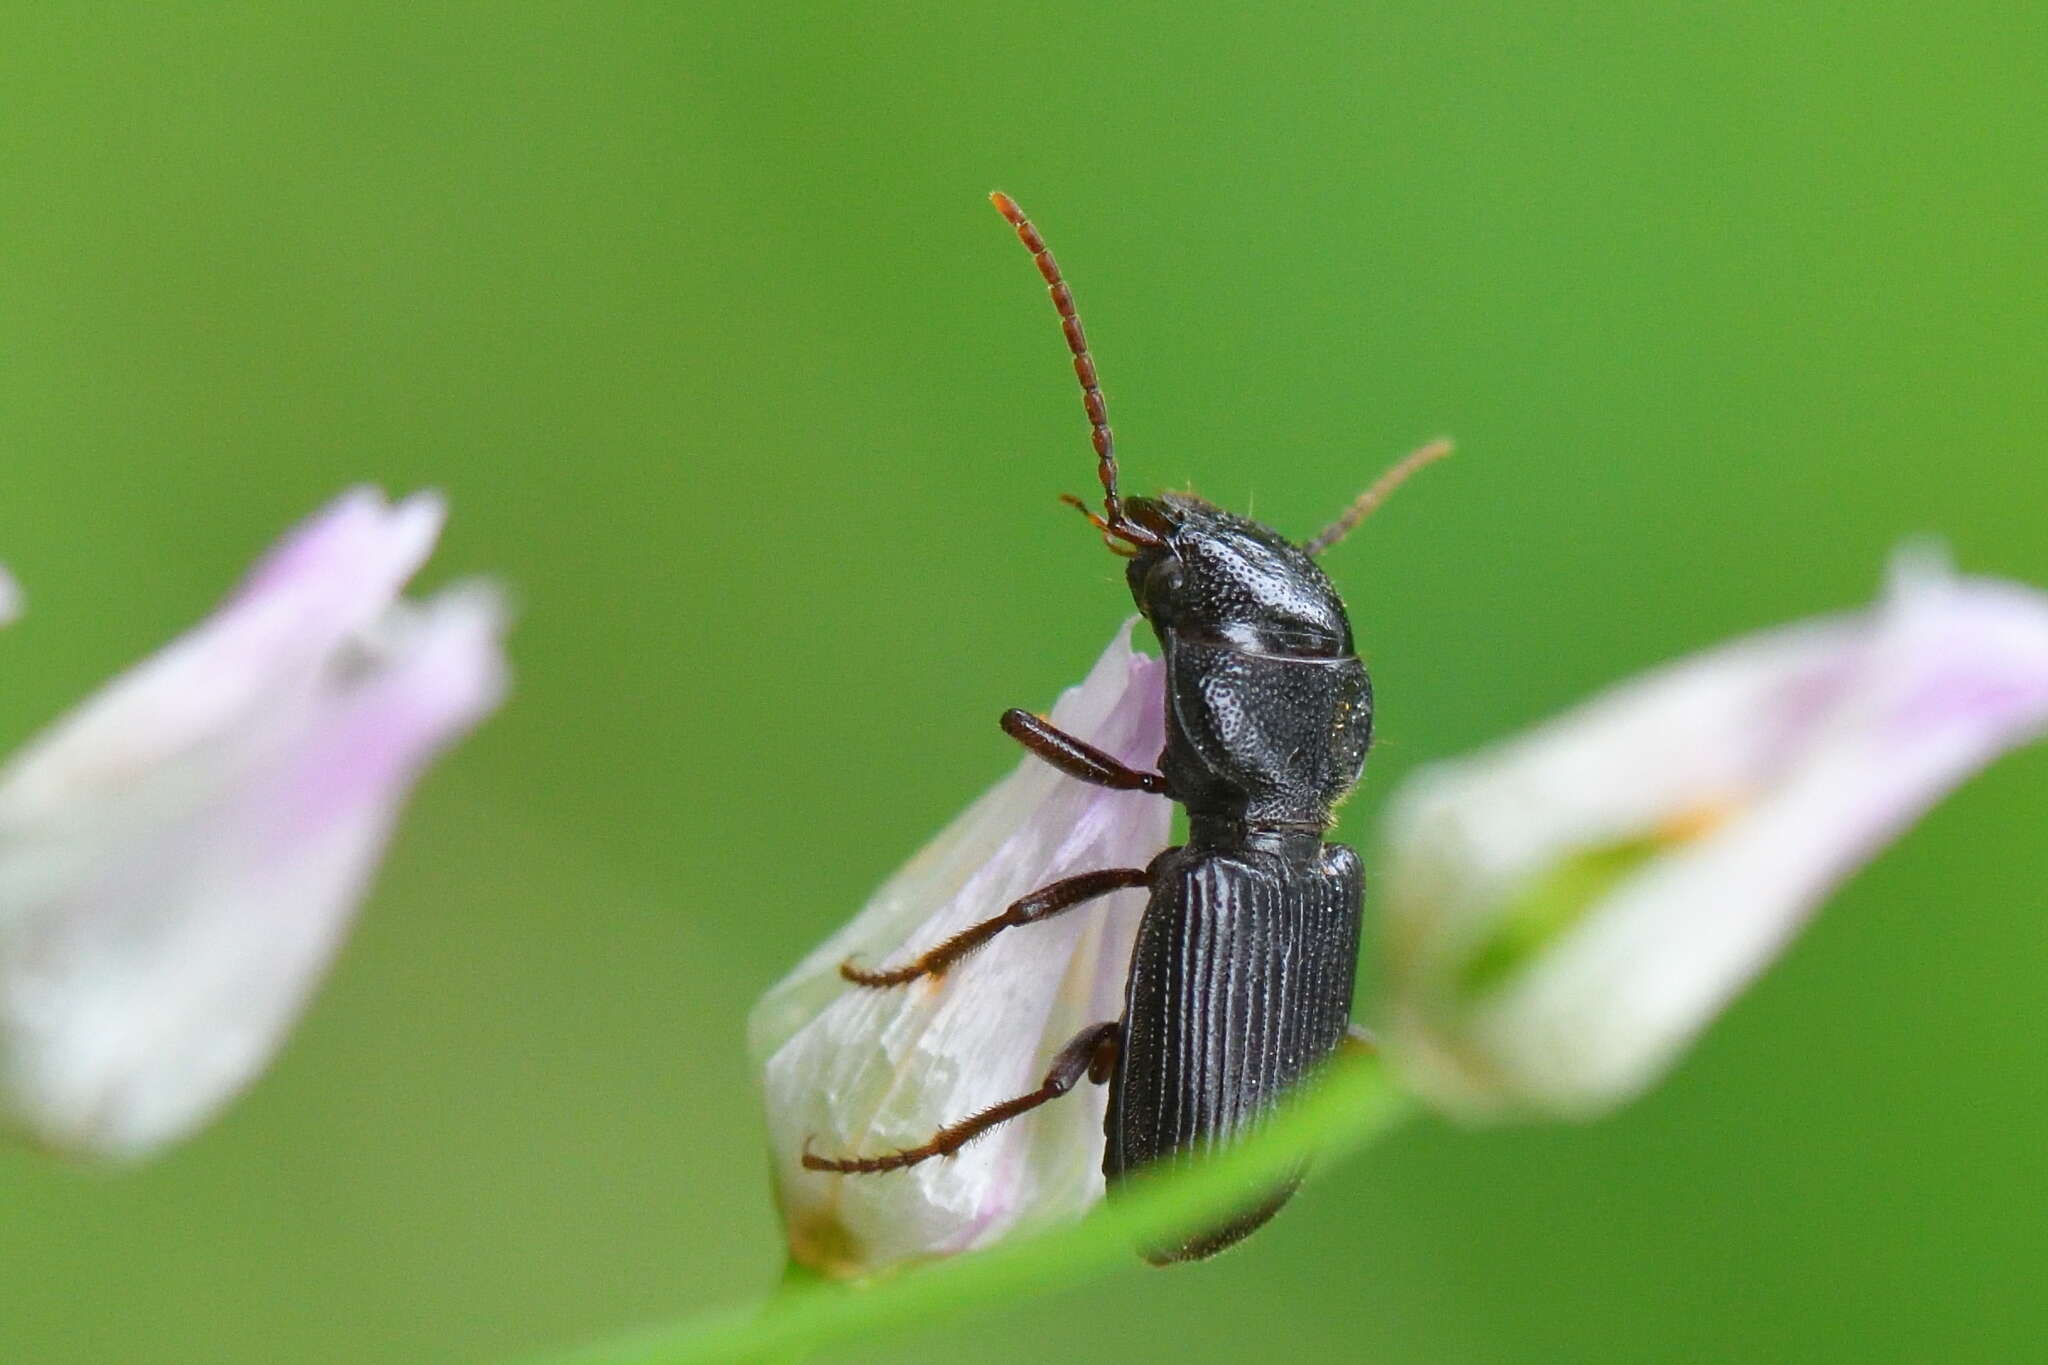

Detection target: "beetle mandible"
[802, 192, 1448, 1262]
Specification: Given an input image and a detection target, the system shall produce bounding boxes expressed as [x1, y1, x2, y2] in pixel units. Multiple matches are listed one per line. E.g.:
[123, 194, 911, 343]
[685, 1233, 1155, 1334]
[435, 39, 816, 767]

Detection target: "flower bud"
[0, 489, 507, 1158]
[1382, 549, 2048, 1119]
[751, 624, 1168, 1277]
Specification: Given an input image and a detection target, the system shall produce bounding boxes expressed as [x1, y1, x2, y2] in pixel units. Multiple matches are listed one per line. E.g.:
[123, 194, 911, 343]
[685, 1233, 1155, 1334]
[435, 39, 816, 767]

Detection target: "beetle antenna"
[990, 191, 1164, 550]
[1303, 438, 1454, 556]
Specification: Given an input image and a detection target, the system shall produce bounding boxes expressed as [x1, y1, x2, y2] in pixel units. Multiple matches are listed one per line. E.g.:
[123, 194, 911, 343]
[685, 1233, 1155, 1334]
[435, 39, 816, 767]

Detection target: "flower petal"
[0, 488, 447, 823]
[0, 491, 507, 1159]
[1383, 549, 2048, 1120]
[752, 622, 1169, 1277]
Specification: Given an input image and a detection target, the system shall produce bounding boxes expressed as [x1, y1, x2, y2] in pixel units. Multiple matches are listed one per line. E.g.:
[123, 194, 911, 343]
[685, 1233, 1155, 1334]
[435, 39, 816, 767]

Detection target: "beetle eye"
[1142, 558, 1184, 615]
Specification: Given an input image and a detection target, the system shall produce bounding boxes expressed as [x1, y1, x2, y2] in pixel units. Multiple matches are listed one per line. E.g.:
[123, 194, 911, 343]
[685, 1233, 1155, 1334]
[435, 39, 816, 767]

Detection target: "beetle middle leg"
[841, 866, 1150, 987]
[802, 1020, 1121, 1174]
[1000, 708, 1174, 795]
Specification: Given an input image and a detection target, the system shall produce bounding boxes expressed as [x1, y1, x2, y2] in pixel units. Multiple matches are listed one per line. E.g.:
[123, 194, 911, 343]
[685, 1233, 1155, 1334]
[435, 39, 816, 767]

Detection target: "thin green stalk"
[530, 1057, 1413, 1365]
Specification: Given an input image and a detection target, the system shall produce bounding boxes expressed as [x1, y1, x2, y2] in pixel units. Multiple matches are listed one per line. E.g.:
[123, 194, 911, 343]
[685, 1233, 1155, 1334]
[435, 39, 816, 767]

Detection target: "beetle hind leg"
[802, 1021, 1121, 1175]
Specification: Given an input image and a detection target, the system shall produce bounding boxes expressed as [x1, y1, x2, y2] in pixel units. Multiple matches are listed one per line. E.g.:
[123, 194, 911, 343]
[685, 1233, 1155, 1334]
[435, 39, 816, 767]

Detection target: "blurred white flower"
[0, 489, 507, 1159]
[751, 623, 1168, 1278]
[1383, 548, 2048, 1120]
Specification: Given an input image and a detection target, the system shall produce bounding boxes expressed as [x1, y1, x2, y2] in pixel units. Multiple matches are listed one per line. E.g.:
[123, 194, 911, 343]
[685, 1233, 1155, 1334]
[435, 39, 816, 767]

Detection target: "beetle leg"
[840, 866, 1150, 987]
[1000, 708, 1175, 796]
[802, 1021, 1122, 1175]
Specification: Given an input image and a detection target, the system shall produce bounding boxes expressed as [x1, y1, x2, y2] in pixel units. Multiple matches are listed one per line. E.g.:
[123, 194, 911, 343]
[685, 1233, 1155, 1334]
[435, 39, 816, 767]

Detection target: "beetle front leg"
[1000, 708, 1175, 796]
[802, 1021, 1121, 1174]
[840, 866, 1150, 987]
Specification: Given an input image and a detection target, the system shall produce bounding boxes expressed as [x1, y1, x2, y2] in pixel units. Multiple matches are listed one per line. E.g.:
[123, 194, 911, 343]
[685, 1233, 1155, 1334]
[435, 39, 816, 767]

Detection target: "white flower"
[0, 489, 508, 1159]
[751, 623, 1169, 1277]
[1382, 548, 2048, 1120]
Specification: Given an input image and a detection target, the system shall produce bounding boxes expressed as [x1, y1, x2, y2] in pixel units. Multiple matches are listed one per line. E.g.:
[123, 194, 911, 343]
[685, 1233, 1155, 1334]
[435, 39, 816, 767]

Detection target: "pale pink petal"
[0, 489, 445, 824]
[752, 622, 1169, 1277]
[0, 492, 507, 1158]
[1383, 549, 2048, 1119]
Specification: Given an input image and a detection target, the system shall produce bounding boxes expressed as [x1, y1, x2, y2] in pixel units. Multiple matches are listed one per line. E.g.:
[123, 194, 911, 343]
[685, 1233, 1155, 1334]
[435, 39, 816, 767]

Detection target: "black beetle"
[803, 193, 1447, 1262]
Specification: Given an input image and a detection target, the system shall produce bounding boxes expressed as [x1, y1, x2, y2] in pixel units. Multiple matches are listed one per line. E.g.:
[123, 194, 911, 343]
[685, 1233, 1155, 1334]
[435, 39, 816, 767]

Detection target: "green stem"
[528, 1057, 1413, 1365]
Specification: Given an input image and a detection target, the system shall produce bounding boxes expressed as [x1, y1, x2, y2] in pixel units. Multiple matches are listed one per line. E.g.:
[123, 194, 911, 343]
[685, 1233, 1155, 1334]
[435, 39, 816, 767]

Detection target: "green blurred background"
[2, 4, 2043, 1362]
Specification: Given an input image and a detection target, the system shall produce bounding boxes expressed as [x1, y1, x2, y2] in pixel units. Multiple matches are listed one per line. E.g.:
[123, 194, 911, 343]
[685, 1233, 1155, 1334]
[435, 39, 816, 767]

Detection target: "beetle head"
[1122, 493, 1353, 659]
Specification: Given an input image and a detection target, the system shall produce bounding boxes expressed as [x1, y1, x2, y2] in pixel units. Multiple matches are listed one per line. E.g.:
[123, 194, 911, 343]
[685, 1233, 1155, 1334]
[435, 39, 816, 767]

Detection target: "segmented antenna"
[990, 192, 1163, 550]
[1304, 439, 1454, 556]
